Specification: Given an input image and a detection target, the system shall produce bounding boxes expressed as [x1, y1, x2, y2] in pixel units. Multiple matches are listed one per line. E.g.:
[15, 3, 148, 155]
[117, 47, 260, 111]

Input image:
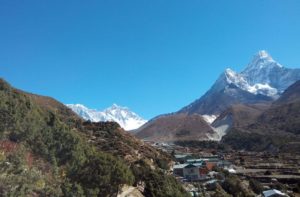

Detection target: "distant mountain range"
[66, 104, 147, 130]
[135, 50, 300, 143]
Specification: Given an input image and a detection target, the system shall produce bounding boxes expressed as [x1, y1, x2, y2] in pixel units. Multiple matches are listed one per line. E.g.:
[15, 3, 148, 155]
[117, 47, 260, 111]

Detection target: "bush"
[222, 175, 254, 197]
[249, 179, 263, 194]
[212, 184, 231, 197]
[68, 150, 134, 196]
[131, 160, 189, 197]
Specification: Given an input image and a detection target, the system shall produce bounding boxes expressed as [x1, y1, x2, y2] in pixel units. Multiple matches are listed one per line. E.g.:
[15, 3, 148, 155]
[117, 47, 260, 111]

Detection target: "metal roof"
[174, 154, 189, 159]
[262, 189, 288, 197]
[173, 164, 189, 169]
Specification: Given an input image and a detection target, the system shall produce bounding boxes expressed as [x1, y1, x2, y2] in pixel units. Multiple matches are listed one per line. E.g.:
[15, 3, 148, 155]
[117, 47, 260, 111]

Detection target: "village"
[147, 141, 300, 197]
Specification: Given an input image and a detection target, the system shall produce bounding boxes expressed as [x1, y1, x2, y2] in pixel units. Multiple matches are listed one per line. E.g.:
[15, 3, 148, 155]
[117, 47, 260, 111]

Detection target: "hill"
[135, 113, 215, 142]
[0, 79, 188, 197]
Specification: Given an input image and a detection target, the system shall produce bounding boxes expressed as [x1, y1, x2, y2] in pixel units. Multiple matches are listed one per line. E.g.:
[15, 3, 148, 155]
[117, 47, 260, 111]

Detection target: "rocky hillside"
[222, 80, 300, 153]
[274, 80, 300, 105]
[0, 79, 189, 197]
[135, 113, 215, 142]
[211, 103, 271, 136]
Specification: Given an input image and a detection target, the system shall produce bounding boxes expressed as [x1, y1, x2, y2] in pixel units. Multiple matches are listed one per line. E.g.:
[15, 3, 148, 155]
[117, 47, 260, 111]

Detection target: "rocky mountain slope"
[222, 80, 300, 153]
[135, 113, 215, 142]
[273, 80, 300, 105]
[0, 79, 188, 197]
[66, 104, 147, 130]
[211, 103, 271, 138]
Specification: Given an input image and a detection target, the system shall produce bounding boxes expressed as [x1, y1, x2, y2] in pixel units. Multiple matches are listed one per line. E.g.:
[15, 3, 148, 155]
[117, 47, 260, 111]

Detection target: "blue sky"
[1, 0, 300, 119]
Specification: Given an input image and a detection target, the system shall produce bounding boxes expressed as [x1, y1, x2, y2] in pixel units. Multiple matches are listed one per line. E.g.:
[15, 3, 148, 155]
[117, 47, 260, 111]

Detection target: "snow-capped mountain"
[66, 104, 147, 131]
[224, 68, 278, 97]
[225, 50, 300, 97]
[135, 50, 300, 142]
[179, 50, 300, 116]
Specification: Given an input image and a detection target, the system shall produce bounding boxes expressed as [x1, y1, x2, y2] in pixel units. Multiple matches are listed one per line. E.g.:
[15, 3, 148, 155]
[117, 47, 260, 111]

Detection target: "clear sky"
[1, 0, 300, 119]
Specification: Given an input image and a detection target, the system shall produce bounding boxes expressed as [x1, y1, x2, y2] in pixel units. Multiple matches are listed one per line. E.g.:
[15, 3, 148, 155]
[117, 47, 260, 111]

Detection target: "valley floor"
[146, 141, 300, 197]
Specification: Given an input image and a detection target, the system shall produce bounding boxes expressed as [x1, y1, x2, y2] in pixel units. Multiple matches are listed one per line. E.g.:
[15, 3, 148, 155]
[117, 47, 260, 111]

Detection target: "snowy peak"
[218, 50, 300, 97]
[243, 50, 282, 77]
[255, 50, 274, 61]
[182, 50, 300, 116]
[246, 50, 276, 69]
[224, 68, 248, 88]
[224, 68, 237, 79]
[223, 67, 278, 97]
[109, 103, 127, 110]
[240, 50, 300, 94]
[102, 104, 147, 130]
[66, 104, 98, 120]
[66, 104, 147, 131]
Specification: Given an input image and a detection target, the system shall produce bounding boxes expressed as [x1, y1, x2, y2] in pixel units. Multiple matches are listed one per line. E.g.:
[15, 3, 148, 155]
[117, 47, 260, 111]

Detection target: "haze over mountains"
[66, 104, 147, 130]
[135, 50, 300, 143]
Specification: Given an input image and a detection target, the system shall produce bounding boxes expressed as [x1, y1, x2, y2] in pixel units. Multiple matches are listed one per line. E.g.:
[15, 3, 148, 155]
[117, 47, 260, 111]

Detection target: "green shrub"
[249, 179, 263, 194]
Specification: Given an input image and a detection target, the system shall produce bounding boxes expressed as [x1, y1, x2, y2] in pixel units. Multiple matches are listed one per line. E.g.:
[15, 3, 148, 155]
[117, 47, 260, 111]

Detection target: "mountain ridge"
[179, 50, 300, 116]
[66, 103, 147, 130]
